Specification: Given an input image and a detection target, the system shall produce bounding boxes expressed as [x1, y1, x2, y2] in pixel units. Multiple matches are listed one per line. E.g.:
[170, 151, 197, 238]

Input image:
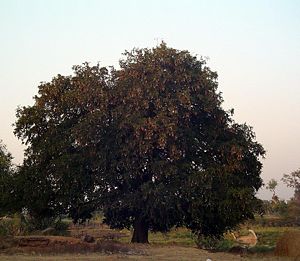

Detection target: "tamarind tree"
[14, 43, 265, 242]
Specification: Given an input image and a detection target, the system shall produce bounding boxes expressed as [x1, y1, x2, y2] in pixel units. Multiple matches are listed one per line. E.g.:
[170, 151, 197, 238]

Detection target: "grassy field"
[76, 223, 300, 250]
[235, 225, 300, 251]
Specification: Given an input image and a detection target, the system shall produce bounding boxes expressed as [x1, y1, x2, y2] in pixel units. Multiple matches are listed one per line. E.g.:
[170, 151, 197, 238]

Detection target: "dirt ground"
[0, 244, 296, 261]
[0, 222, 297, 261]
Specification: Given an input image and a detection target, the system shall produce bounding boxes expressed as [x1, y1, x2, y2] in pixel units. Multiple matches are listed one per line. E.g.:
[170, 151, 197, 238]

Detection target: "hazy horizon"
[1, 0, 299, 200]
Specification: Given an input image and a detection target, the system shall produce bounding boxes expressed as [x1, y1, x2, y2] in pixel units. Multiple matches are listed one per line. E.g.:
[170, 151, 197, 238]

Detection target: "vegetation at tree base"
[13, 43, 265, 243]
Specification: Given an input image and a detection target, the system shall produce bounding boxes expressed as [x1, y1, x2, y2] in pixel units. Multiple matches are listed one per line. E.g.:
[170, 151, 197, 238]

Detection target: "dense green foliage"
[14, 43, 265, 242]
[0, 141, 19, 215]
[14, 64, 108, 224]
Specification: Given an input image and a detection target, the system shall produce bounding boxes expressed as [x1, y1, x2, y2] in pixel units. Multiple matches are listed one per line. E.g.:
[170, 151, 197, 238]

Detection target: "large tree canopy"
[14, 43, 265, 242]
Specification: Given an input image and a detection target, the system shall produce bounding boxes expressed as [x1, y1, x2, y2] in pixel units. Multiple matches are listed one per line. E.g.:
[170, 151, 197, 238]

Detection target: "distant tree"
[0, 141, 18, 215]
[282, 168, 300, 201]
[0, 141, 12, 215]
[282, 168, 300, 220]
[14, 43, 265, 242]
[266, 179, 278, 203]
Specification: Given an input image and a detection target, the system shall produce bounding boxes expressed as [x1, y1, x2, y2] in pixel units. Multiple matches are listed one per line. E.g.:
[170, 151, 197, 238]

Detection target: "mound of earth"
[275, 230, 300, 258]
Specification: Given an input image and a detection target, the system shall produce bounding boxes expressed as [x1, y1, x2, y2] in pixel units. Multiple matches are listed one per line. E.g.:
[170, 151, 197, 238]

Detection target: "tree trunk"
[131, 218, 149, 243]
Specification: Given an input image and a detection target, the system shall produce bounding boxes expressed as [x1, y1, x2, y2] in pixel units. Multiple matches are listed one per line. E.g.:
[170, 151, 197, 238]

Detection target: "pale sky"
[0, 0, 299, 200]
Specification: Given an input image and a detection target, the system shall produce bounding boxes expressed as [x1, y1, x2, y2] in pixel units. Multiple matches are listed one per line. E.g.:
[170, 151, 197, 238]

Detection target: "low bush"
[195, 234, 222, 250]
[0, 214, 70, 236]
[23, 216, 57, 232]
[0, 214, 26, 236]
[54, 220, 69, 234]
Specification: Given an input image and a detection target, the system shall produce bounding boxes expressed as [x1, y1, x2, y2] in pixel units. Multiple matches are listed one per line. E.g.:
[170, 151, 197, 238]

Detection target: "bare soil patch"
[1, 235, 144, 256]
[0, 245, 296, 261]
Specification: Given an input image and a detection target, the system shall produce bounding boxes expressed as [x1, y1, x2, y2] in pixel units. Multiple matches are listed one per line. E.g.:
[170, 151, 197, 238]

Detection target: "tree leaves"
[14, 43, 265, 238]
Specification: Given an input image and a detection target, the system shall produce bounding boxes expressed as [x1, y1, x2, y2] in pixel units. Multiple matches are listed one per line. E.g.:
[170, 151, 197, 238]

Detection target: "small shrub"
[248, 245, 274, 254]
[195, 234, 222, 250]
[196, 236, 236, 252]
[0, 214, 70, 236]
[0, 214, 26, 236]
[24, 216, 57, 231]
[53, 220, 69, 235]
[214, 238, 235, 251]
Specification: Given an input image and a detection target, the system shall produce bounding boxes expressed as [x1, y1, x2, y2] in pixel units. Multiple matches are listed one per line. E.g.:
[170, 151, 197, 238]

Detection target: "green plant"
[0, 214, 27, 236]
[53, 220, 70, 235]
[214, 238, 236, 251]
[24, 216, 57, 231]
[195, 234, 222, 250]
[248, 245, 274, 253]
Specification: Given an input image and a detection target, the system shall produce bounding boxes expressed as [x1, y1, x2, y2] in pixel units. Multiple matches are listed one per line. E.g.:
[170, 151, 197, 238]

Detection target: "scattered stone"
[81, 234, 95, 243]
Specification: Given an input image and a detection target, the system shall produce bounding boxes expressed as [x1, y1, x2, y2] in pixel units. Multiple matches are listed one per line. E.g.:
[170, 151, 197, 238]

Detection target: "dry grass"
[275, 230, 300, 258]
